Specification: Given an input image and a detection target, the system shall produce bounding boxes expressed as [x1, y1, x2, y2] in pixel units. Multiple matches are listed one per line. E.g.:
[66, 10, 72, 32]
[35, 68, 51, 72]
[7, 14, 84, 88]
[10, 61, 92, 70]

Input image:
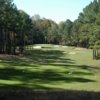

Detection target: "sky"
[13, 0, 93, 23]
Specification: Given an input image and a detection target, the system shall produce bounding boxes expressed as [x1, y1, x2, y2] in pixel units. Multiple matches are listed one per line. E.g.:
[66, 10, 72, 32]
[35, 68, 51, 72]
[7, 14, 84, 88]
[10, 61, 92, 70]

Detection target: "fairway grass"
[0, 44, 100, 91]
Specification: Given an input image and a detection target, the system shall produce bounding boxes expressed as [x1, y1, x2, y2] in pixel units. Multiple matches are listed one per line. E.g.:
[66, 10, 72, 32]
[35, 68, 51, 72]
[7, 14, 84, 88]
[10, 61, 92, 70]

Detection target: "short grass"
[0, 44, 100, 91]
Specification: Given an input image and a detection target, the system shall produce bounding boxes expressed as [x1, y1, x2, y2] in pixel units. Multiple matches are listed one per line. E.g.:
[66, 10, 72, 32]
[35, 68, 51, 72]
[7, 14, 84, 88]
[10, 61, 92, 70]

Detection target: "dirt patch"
[0, 90, 100, 100]
[0, 54, 34, 62]
[0, 54, 20, 60]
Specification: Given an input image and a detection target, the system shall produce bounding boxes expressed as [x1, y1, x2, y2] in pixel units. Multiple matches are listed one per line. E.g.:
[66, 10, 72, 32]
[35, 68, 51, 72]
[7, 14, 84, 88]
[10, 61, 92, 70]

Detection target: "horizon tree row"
[0, 0, 100, 55]
[31, 0, 100, 49]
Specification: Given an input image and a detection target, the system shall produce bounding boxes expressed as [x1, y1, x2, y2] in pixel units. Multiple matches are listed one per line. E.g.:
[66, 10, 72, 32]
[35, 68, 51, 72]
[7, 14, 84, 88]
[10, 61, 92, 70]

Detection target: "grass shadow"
[0, 66, 95, 89]
[24, 49, 74, 64]
[0, 48, 97, 89]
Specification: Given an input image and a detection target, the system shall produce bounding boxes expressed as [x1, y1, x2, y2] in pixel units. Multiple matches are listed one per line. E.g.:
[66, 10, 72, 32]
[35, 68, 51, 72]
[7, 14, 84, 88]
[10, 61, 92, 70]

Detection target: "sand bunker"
[69, 52, 76, 55]
[54, 45, 60, 48]
[33, 46, 42, 49]
[62, 46, 68, 48]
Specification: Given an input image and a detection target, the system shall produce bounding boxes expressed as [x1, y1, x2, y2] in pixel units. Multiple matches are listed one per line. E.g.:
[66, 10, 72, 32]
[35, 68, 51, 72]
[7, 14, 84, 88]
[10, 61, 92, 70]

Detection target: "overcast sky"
[13, 0, 93, 23]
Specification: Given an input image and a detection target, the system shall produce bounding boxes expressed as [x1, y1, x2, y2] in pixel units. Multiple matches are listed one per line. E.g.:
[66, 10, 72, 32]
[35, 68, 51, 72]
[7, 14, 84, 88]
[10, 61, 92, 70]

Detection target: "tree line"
[0, 0, 32, 54]
[31, 0, 100, 48]
[0, 0, 100, 55]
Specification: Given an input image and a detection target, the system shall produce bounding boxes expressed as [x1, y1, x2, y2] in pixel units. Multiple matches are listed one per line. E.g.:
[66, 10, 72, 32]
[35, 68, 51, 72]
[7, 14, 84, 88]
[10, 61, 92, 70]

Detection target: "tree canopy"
[0, 0, 100, 55]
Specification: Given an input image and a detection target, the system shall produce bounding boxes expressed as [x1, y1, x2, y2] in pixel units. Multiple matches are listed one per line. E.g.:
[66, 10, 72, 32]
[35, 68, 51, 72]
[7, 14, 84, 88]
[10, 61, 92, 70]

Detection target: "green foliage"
[30, 0, 100, 48]
[66, 0, 100, 48]
[0, 0, 32, 54]
[31, 18, 60, 44]
[0, 0, 100, 54]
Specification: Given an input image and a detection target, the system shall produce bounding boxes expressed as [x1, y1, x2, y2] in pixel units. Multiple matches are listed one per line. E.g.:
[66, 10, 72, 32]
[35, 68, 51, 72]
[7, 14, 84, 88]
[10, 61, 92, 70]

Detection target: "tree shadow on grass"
[24, 49, 74, 64]
[79, 65, 100, 70]
[0, 49, 74, 67]
[0, 49, 97, 89]
[0, 67, 95, 89]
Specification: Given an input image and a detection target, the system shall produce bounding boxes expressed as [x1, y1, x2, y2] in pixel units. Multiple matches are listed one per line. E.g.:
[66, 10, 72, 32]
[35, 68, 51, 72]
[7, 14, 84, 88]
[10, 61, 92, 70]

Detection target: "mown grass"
[0, 44, 100, 91]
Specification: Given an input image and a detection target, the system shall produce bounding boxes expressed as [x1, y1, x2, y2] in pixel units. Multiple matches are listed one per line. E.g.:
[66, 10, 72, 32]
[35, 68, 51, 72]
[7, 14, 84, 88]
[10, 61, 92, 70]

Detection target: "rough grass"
[0, 44, 100, 91]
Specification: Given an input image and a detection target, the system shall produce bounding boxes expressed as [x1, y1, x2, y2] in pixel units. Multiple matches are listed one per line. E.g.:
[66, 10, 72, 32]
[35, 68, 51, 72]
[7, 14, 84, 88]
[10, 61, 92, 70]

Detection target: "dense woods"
[0, 0, 32, 54]
[0, 0, 100, 54]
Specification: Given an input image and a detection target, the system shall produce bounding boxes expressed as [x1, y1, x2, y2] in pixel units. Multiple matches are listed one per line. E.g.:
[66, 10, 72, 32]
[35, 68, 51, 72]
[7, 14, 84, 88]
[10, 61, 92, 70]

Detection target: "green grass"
[0, 44, 100, 91]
